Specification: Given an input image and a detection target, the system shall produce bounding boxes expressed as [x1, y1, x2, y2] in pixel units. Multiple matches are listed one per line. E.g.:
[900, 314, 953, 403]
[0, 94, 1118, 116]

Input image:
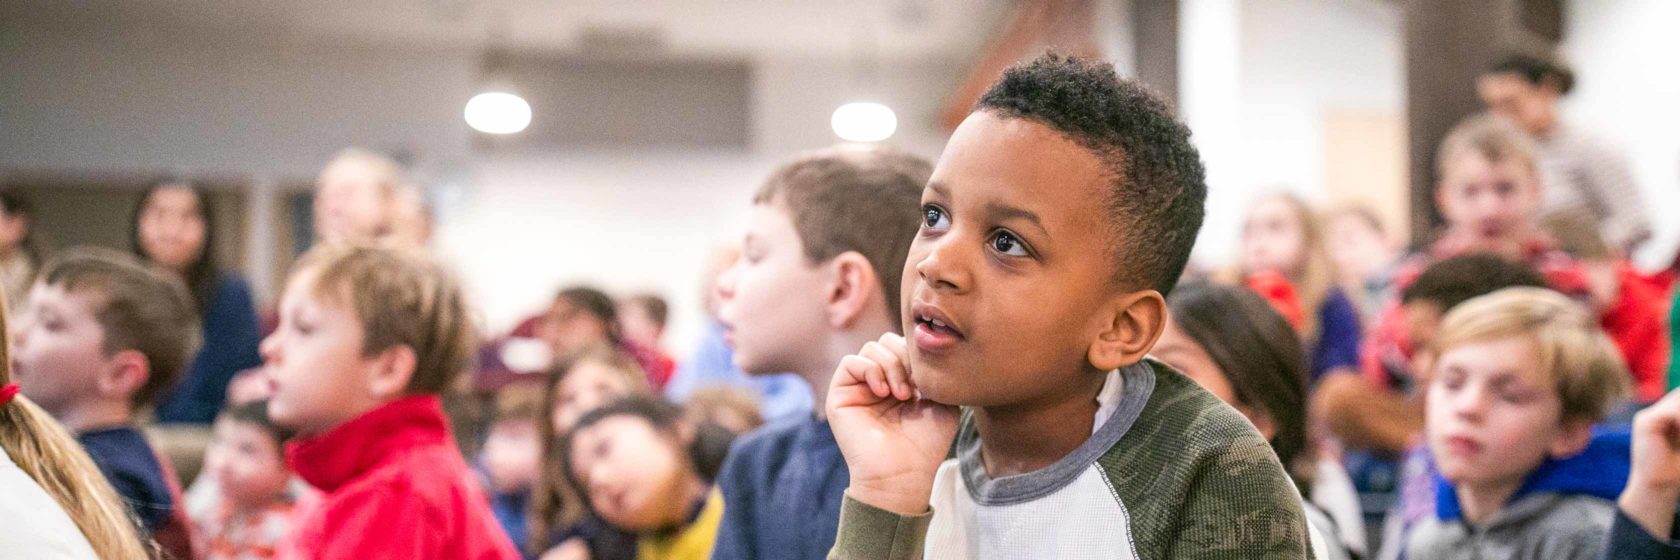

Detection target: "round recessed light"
[464, 91, 532, 134]
[831, 101, 898, 143]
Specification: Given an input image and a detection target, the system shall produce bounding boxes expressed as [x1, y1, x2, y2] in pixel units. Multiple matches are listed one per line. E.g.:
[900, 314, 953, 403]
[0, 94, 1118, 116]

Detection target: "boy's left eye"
[989, 231, 1029, 257]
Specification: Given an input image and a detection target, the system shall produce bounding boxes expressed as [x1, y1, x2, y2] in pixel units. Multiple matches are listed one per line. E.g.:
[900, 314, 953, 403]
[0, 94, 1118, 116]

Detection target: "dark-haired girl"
[1153, 282, 1364, 560]
[131, 179, 262, 424]
[561, 396, 732, 560]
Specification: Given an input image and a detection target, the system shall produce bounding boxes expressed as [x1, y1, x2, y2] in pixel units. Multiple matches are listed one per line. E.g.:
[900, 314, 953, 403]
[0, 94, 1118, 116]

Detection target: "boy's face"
[1241, 198, 1306, 277]
[568, 415, 692, 531]
[1426, 336, 1585, 488]
[1436, 153, 1541, 249]
[904, 111, 1131, 406]
[551, 360, 637, 434]
[1401, 300, 1445, 382]
[714, 201, 833, 376]
[259, 271, 386, 435]
[537, 299, 610, 358]
[618, 302, 663, 350]
[10, 282, 120, 415]
[313, 164, 389, 244]
[1325, 213, 1391, 279]
[205, 418, 290, 509]
[480, 418, 541, 493]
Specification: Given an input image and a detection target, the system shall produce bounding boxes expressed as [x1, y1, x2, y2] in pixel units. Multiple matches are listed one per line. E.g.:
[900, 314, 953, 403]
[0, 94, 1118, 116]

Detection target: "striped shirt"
[1536, 124, 1651, 250]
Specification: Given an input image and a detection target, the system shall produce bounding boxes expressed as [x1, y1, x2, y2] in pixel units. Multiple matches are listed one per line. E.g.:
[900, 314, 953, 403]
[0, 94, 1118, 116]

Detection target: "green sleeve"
[827, 493, 932, 560]
[1667, 292, 1680, 391]
[1099, 361, 1312, 559]
[1167, 431, 1312, 559]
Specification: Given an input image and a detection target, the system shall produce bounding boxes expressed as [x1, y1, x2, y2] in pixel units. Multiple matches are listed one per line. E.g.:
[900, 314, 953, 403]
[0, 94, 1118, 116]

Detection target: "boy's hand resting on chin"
[827, 332, 960, 516]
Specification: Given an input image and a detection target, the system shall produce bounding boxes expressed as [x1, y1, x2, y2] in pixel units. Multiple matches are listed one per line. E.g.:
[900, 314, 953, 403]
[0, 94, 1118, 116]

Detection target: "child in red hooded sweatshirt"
[261, 242, 519, 560]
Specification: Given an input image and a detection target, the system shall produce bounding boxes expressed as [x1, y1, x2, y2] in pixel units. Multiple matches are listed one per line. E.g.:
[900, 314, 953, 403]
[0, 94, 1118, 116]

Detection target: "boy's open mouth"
[911, 303, 966, 342]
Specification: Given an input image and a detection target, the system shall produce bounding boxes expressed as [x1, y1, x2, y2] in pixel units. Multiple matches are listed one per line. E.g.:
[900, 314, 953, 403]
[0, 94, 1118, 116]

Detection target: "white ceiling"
[8, 0, 1015, 61]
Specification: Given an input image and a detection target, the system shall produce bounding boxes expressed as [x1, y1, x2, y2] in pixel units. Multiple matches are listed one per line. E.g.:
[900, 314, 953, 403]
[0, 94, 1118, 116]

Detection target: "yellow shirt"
[638, 489, 724, 560]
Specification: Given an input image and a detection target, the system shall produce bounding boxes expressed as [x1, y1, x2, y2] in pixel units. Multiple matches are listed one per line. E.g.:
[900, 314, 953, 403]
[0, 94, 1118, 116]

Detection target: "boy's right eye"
[922, 205, 950, 232]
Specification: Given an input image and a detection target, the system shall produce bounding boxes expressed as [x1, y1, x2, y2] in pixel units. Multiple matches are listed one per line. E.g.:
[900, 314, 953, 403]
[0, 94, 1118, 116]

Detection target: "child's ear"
[1088, 290, 1166, 372]
[367, 345, 418, 399]
[1548, 419, 1594, 460]
[100, 349, 150, 401]
[826, 252, 881, 330]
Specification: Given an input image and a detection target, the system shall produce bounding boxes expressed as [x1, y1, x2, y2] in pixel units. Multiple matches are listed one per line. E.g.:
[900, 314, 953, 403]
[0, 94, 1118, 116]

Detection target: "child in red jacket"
[260, 242, 520, 560]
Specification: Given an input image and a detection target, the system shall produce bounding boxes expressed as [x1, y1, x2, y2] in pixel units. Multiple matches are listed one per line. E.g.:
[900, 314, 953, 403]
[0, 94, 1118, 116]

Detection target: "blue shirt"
[710, 416, 848, 560]
[78, 426, 175, 533]
[155, 274, 263, 424]
[664, 319, 813, 425]
[1310, 287, 1363, 382]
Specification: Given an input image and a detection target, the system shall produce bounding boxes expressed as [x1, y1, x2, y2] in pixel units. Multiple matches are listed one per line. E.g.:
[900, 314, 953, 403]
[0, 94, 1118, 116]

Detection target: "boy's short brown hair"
[1435, 113, 1540, 178]
[753, 147, 932, 330]
[39, 247, 201, 408]
[1432, 287, 1629, 423]
[292, 242, 474, 394]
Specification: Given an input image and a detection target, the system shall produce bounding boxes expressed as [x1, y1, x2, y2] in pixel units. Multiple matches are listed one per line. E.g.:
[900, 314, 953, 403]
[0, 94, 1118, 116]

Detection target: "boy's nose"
[258, 333, 280, 362]
[1452, 387, 1490, 418]
[914, 239, 970, 293]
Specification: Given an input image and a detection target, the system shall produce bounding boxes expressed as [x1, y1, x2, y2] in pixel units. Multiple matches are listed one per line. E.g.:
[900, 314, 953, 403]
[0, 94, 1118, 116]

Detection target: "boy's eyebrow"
[984, 202, 1050, 238]
[926, 181, 950, 199]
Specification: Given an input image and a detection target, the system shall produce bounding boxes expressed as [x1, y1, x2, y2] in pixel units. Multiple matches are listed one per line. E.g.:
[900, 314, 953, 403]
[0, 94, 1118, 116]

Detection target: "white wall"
[1562, 0, 1680, 269]
[1178, 0, 1403, 268]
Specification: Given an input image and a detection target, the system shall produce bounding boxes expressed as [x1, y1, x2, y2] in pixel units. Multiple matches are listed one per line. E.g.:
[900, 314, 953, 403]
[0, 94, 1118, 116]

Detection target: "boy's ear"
[100, 349, 151, 401]
[825, 252, 882, 330]
[1088, 290, 1167, 372]
[1548, 419, 1594, 460]
[366, 345, 418, 399]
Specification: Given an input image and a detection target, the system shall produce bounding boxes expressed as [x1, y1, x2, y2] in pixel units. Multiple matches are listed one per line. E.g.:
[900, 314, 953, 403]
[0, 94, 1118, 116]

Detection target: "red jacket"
[280, 395, 520, 560]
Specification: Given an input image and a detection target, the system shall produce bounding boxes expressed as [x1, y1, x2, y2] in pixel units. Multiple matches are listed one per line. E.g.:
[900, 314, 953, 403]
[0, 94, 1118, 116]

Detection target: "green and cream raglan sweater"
[828, 359, 1310, 559]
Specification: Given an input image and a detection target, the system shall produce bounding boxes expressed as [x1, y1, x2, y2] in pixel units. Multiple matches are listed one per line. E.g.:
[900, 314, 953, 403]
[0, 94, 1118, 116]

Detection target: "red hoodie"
[280, 395, 520, 560]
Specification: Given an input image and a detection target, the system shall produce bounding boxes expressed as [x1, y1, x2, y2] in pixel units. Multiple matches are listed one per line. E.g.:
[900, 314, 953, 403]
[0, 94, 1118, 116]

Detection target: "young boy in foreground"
[824, 53, 1310, 559]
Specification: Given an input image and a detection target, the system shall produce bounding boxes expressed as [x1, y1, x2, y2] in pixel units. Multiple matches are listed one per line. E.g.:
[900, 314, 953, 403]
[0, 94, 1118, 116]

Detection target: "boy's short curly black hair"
[1401, 254, 1551, 313]
[975, 52, 1207, 294]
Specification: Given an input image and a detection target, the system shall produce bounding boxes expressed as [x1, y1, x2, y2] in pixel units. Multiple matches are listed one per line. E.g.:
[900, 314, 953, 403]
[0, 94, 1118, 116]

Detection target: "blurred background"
[2, 0, 1675, 357]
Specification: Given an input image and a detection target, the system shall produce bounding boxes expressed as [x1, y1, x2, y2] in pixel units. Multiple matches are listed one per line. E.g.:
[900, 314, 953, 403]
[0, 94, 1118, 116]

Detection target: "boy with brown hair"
[11, 246, 201, 559]
[709, 146, 932, 560]
[824, 53, 1309, 559]
[260, 242, 519, 559]
[1406, 287, 1630, 559]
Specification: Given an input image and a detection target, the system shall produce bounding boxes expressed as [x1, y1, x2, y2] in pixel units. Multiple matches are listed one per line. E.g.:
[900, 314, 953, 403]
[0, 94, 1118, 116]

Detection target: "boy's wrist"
[1620, 476, 1680, 539]
[847, 479, 935, 517]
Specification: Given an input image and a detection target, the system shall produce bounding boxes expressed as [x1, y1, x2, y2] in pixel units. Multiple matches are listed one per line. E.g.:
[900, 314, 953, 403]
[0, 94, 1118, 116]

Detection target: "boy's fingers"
[861, 341, 911, 401]
[838, 354, 892, 399]
[879, 332, 909, 359]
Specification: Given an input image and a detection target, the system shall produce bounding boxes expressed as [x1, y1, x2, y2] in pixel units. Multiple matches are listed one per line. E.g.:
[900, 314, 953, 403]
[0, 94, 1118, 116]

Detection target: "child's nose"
[1452, 387, 1490, 418]
[915, 238, 970, 293]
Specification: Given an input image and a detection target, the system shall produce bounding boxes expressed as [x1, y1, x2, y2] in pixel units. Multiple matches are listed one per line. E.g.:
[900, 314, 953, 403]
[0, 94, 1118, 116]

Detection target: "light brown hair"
[39, 247, 201, 407]
[528, 346, 650, 554]
[753, 147, 932, 331]
[1245, 192, 1346, 346]
[291, 241, 475, 394]
[0, 286, 152, 559]
[1432, 287, 1630, 423]
[1435, 113, 1541, 179]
